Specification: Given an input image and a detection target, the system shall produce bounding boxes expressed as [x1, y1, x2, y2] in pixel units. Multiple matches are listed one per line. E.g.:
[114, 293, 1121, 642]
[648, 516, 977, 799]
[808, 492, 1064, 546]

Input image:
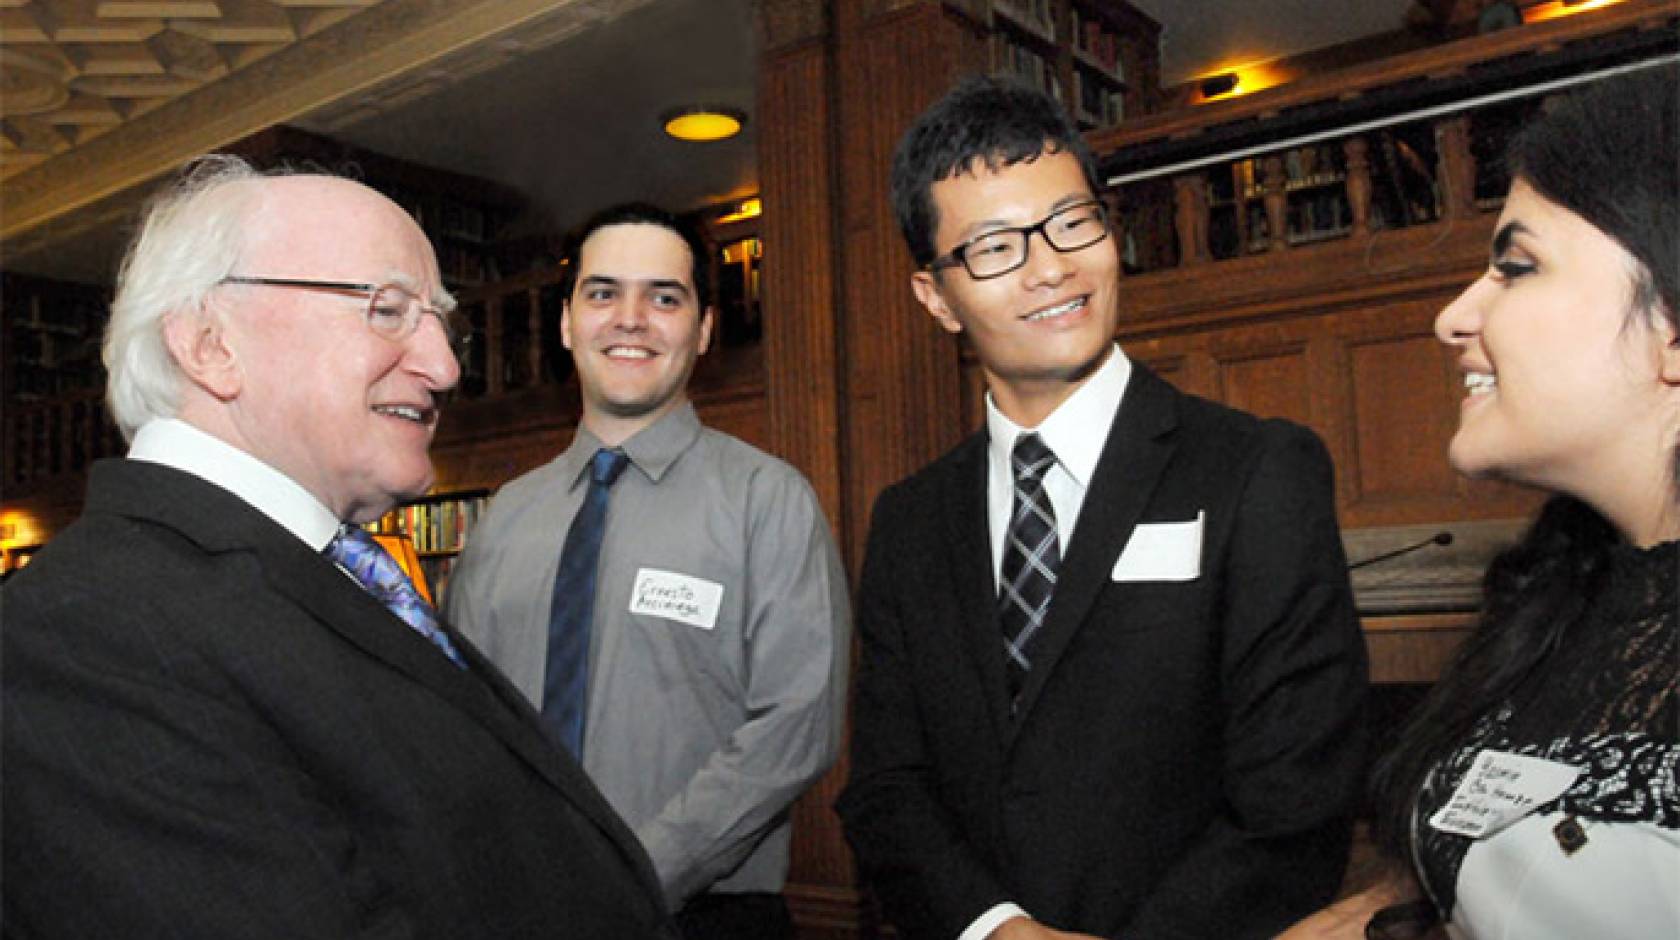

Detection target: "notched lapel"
[1010, 369, 1182, 731]
[940, 437, 1014, 741]
[266, 528, 668, 904]
[99, 461, 665, 912]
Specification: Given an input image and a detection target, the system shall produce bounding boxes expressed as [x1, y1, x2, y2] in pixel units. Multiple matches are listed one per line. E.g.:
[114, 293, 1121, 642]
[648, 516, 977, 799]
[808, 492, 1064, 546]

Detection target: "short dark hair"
[1507, 62, 1677, 322]
[890, 74, 1104, 267]
[563, 201, 711, 303]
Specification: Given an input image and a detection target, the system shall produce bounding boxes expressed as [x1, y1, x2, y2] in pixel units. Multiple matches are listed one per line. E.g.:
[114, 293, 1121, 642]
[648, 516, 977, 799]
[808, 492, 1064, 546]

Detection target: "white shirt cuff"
[960, 902, 1030, 940]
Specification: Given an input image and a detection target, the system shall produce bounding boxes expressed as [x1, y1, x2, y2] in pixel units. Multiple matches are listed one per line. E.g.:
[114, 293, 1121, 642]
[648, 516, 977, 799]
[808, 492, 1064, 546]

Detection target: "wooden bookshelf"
[965, 0, 1161, 131]
[365, 489, 492, 600]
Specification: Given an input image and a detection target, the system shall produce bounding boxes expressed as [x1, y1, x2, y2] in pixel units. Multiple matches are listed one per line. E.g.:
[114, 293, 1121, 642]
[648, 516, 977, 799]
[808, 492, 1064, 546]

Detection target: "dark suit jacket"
[2, 460, 673, 939]
[837, 365, 1368, 940]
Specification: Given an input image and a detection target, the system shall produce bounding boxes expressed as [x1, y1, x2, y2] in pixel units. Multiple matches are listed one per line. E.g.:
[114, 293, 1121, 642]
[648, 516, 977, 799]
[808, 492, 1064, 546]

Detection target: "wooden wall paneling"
[758, 4, 1001, 934]
[833, 2, 983, 568]
[1345, 321, 1463, 507]
[761, 35, 845, 530]
[1214, 339, 1313, 428]
[1333, 297, 1543, 528]
[1364, 612, 1478, 684]
[1116, 218, 1494, 337]
[757, 11, 857, 927]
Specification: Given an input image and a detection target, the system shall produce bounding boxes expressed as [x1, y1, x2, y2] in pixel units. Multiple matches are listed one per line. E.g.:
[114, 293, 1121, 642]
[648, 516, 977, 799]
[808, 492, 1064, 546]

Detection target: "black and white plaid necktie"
[998, 433, 1061, 704]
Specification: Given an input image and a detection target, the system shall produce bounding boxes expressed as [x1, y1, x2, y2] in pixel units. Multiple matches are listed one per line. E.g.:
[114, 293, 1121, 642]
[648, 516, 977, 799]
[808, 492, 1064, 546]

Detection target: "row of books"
[1070, 8, 1124, 80]
[392, 495, 490, 554]
[1073, 71, 1125, 126]
[991, 0, 1056, 42]
[991, 35, 1062, 103]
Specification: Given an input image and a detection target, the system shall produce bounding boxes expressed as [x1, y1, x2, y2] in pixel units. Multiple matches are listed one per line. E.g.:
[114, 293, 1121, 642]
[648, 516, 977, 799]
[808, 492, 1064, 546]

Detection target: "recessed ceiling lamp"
[662, 106, 746, 142]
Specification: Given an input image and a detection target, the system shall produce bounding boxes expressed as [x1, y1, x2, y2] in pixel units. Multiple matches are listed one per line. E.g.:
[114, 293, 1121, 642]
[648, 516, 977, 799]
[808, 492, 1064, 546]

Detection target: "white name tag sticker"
[1111, 511, 1204, 582]
[628, 568, 724, 631]
[1429, 749, 1583, 839]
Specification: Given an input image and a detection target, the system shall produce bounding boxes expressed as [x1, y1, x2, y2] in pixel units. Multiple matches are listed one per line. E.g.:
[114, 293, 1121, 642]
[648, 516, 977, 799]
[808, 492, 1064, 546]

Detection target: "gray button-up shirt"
[444, 403, 849, 908]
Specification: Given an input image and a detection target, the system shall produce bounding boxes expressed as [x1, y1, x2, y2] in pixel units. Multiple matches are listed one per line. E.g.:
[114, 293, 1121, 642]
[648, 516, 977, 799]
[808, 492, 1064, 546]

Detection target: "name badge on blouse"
[1428, 749, 1583, 839]
[629, 568, 724, 631]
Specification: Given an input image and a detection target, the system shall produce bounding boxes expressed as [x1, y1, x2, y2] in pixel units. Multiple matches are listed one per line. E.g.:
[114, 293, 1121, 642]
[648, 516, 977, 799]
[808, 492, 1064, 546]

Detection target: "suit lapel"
[1009, 368, 1181, 732]
[256, 512, 663, 898]
[96, 461, 664, 902]
[939, 435, 1015, 741]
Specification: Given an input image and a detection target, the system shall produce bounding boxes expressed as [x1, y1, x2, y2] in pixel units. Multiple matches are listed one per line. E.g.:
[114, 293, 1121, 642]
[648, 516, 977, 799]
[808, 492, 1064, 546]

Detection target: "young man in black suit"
[2, 157, 673, 939]
[836, 76, 1369, 940]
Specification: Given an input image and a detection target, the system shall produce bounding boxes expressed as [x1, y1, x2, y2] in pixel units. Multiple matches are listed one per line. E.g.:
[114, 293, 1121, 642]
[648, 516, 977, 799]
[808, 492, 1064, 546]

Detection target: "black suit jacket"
[837, 365, 1368, 940]
[2, 460, 672, 939]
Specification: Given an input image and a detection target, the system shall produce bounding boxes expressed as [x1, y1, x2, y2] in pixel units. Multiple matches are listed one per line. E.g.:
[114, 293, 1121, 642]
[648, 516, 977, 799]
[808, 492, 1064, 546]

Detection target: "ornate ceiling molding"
[1, 0, 650, 241]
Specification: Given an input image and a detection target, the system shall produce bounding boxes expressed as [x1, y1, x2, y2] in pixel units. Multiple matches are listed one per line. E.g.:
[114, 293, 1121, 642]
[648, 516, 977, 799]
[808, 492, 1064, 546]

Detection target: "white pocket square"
[1111, 511, 1204, 582]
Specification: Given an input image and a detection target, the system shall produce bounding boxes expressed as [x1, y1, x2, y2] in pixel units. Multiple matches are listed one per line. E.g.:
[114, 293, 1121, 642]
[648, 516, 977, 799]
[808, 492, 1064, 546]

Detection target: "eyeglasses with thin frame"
[218, 276, 473, 362]
[926, 200, 1111, 281]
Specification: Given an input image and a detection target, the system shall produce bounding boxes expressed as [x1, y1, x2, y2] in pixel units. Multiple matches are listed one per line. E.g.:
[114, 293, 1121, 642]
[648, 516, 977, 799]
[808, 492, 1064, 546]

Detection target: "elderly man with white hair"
[2, 156, 674, 940]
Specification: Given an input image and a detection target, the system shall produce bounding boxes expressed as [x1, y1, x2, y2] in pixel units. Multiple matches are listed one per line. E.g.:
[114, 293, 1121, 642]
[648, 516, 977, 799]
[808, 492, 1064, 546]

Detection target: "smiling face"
[216, 176, 459, 523]
[1436, 178, 1680, 521]
[561, 222, 714, 443]
[910, 149, 1120, 427]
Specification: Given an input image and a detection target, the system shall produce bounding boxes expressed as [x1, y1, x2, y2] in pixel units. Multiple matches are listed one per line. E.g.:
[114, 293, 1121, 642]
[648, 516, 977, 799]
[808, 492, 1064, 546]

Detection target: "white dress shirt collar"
[128, 418, 343, 551]
[984, 343, 1131, 484]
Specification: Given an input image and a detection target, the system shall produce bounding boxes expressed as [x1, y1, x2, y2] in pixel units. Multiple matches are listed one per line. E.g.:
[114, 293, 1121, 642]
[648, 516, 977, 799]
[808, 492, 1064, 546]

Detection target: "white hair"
[104, 155, 265, 441]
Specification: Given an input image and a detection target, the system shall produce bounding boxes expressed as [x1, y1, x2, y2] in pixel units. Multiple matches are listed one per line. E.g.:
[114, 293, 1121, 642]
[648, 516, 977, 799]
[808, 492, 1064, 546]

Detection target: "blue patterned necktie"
[326, 525, 466, 668]
[542, 447, 630, 757]
[998, 433, 1061, 706]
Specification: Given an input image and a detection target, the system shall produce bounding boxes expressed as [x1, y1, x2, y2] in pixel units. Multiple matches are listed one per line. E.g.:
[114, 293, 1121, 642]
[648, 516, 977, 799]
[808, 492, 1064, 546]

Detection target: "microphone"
[1348, 531, 1453, 571]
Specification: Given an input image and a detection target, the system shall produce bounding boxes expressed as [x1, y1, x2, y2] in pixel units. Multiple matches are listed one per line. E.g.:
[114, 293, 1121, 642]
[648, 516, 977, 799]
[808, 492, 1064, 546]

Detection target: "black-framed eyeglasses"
[926, 201, 1110, 280]
[218, 276, 473, 361]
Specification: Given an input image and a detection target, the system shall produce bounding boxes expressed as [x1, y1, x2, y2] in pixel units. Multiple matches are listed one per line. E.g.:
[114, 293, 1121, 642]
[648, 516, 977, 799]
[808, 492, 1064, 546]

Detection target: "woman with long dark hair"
[1283, 63, 1678, 939]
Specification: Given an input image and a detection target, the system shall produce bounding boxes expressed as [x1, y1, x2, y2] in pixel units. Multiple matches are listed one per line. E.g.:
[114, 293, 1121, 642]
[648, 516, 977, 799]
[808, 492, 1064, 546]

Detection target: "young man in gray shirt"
[445, 202, 849, 940]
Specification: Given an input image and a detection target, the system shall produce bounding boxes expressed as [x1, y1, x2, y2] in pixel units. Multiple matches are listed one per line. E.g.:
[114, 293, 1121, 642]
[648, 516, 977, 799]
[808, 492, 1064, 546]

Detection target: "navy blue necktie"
[542, 447, 629, 757]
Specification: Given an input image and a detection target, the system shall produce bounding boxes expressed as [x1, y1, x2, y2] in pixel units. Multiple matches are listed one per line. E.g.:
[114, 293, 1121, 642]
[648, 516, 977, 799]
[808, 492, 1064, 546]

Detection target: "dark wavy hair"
[889, 74, 1103, 267]
[1368, 62, 1678, 930]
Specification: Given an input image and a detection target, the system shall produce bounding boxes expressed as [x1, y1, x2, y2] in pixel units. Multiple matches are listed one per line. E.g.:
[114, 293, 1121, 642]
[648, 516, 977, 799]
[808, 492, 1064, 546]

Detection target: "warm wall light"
[1199, 72, 1240, 99]
[662, 106, 746, 142]
[0, 510, 41, 550]
[1524, 0, 1624, 22]
[717, 197, 761, 225]
[1192, 60, 1294, 104]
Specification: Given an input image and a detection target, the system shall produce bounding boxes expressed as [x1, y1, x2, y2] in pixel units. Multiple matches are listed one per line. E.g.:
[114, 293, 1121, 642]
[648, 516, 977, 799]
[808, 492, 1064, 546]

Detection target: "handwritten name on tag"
[1111, 511, 1204, 582]
[1429, 749, 1583, 839]
[628, 568, 724, 631]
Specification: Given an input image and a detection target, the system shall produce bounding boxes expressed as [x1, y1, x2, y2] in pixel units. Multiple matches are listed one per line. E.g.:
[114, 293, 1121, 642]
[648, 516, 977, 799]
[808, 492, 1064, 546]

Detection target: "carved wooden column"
[1262, 153, 1289, 251]
[1172, 172, 1210, 265]
[755, 5, 853, 931]
[1434, 114, 1478, 220]
[756, 2, 990, 934]
[1344, 136, 1373, 237]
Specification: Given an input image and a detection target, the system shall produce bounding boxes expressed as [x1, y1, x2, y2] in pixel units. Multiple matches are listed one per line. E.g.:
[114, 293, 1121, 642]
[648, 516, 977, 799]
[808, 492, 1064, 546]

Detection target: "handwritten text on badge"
[1429, 749, 1582, 839]
[629, 568, 724, 630]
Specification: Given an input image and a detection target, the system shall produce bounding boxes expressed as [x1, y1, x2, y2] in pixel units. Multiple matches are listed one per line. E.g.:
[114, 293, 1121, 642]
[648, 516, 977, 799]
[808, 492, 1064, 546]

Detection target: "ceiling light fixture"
[662, 106, 746, 142]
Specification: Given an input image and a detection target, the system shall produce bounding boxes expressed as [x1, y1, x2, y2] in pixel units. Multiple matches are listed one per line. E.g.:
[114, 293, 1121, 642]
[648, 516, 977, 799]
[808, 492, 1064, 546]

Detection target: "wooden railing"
[452, 263, 571, 401]
[1095, 0, 1677, 275]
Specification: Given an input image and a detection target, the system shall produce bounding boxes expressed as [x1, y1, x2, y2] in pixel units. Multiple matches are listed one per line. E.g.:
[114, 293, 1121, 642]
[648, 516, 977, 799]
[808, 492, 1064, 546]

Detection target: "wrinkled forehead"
[240, 176, 438, 281]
